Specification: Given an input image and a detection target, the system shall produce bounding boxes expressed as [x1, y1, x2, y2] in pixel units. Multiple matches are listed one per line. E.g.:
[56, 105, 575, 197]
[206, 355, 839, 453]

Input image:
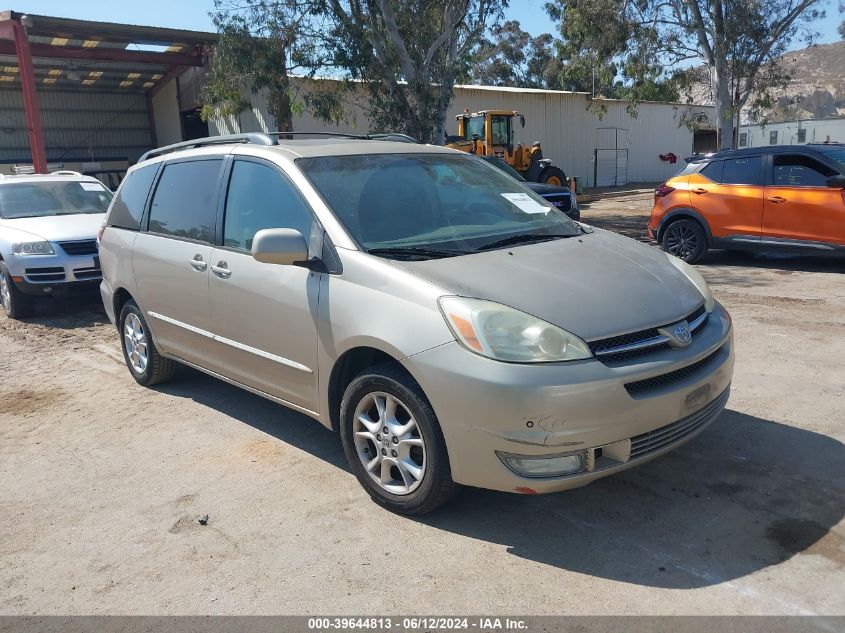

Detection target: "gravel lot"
[1, 190, 844, 615]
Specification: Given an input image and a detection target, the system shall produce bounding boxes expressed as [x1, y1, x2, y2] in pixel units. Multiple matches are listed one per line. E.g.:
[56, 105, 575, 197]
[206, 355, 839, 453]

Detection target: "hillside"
[684, 41, 845, 123]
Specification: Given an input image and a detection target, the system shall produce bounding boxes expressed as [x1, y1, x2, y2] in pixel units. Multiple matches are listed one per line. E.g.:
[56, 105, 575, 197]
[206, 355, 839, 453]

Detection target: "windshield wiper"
[366, 246, 472, 260]
[476, 233, 575, 251]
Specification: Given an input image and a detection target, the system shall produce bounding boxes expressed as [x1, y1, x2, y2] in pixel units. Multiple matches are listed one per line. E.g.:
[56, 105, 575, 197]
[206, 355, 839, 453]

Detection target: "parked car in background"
[0, 171, 112, 319]
[100, 134, 732, 515]
[649, 143, 845, 262]
[477, 155, 580, 220]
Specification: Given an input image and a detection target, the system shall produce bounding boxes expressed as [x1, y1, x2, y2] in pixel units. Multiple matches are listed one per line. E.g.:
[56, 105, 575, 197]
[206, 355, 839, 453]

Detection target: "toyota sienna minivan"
[99, 133, 734, 514]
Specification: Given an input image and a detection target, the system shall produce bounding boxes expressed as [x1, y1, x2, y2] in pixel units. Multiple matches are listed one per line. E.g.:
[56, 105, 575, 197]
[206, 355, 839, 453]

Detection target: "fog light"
[497, 450, 586, 478]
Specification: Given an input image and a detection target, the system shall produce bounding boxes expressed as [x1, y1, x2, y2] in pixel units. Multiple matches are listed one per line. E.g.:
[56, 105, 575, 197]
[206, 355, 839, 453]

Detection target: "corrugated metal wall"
[0, 88, 152, 168]
[209, 82, 715, 187]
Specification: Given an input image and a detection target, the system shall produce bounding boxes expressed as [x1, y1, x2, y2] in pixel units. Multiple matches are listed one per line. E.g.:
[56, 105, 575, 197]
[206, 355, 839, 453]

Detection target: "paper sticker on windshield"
[501, 192, 548, 214]
[79, 182, 106, 192]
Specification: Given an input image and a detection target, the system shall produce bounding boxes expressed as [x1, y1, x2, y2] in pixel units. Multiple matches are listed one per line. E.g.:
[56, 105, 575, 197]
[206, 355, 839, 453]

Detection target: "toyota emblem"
[673, 324, 692, 344]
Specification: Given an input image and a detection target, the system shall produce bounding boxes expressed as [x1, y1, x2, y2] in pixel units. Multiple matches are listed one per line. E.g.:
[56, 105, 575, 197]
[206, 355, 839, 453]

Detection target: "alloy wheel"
[353, 391, 426, 495]
[123, 312, 149, 374]
[665, 224, 699, 260]
[0, 275, 9, 311]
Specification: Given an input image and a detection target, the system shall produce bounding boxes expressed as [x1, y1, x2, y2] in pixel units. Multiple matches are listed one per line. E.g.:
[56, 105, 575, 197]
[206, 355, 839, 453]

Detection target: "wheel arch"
[327, 346, 421, 432]
[657, 209, 713, 245]
[112, 287, 135, 326]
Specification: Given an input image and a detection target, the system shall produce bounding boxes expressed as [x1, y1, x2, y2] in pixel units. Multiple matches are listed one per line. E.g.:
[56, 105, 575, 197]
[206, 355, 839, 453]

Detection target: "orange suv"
[648, 143, 845, 262]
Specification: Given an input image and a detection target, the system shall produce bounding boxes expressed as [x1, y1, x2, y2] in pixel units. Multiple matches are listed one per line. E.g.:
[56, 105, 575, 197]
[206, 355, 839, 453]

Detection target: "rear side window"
[721, 157, 761, 185]
[147, 159, 223, 243]
[700, 160, 724, 182]
[223, 160, 313, 251]
[673, 162, 700, 177]
[107, 164, 158, 230]
[772, 154, 835, 187]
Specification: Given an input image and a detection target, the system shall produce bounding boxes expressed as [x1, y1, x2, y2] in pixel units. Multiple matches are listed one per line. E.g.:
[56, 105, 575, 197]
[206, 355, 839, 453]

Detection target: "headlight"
[12, 241, 54, 256]
[666, 254, 715, 313]
[438, 297, 592, 363]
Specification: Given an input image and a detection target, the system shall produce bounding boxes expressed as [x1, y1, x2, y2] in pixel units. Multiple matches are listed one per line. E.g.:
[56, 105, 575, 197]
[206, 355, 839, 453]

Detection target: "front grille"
[589, 304, 707, 364]
[73, 266, 102, 280]
[624, 345, 724, 396]
[543, 194, 572, 211]
[58, 240, 98, 256]
[25, 267, 66, 282]
[629, 387, 729, 458]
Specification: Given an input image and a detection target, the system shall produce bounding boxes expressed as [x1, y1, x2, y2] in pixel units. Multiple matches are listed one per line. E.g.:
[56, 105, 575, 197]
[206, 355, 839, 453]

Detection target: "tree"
[202, 0, 329, 133]
[324, 0, 507, 143]
[470, 20, 563, 89]
[546, 0, 828, 149]
[839, 20, 845, 39]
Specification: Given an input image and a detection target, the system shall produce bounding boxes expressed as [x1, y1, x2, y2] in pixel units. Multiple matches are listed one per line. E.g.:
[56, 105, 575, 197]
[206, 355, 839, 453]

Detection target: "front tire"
[0, 262, 35, 320]
[119, 299, 177, 386]
[339, 363, 459, 515]
[538, 165, 567, 186]
[662, 218, 708, 263]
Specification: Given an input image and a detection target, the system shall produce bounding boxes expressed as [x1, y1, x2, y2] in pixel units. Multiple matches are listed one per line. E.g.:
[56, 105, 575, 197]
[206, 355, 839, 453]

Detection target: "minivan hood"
[0, 213, 105, 242]
[392, 228, 705, 341]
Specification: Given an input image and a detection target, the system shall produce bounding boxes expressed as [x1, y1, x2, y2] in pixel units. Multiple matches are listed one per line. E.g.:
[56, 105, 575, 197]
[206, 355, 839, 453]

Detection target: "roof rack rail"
[268, 131, 364, 139]
[138, 133, 276, 163]
[51, 170, 83, 176]
[368, 133, 420, 143]
[268, 131, 420, 143]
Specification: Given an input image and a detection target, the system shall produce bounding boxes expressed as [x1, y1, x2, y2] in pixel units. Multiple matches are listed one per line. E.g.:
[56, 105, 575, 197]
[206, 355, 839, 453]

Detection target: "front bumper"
[6, 249, 101, 296]
[403, 302, 734, 494]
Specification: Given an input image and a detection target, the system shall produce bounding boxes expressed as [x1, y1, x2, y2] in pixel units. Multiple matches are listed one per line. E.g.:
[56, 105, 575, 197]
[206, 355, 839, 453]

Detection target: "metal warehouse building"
[0, 10, 212, 184]
[2, 10, 716, 189]
[212, 83, 717, 188]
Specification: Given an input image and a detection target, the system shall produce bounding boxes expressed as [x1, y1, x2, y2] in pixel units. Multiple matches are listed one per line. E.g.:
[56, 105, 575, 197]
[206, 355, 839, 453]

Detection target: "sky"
[11, 0, 844, 49]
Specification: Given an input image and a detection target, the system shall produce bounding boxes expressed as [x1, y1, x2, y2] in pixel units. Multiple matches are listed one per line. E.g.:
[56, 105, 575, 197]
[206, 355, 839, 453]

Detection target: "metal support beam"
[9, 19, 47, 173]
[0, 40, 204, 67]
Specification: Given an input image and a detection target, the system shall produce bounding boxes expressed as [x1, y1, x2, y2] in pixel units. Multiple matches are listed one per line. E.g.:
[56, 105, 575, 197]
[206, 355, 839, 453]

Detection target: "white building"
[210, 83, 717, 189]
[739, 117, 845, 148]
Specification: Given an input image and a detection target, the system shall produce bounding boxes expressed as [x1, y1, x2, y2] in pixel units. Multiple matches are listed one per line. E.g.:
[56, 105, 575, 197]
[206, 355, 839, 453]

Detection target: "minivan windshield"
[477, 155, 527, 181]
[298, 153, 579, 257]
[0, 180, 112, 219]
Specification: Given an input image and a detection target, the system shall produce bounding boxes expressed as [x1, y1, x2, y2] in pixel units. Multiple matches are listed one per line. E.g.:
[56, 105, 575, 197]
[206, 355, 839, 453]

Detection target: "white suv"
[0, 171, 112, 319]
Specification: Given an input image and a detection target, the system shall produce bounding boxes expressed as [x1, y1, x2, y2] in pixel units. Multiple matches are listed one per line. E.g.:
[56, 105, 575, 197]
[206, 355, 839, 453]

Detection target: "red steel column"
[11, 19, 47, 173]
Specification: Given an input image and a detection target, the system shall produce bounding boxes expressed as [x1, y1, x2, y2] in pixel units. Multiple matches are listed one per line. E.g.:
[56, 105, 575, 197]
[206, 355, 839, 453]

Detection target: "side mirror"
[826, 175, 845, 189]
[251, 228, 308, 266]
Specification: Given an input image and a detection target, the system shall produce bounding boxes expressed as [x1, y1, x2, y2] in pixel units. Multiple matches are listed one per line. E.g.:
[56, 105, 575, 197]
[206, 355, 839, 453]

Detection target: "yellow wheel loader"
[446, 110, 567, 186]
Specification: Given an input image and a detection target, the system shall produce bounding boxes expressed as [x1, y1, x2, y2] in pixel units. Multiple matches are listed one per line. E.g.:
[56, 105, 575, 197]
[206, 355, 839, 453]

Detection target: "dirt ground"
[1, 190, 844, 615]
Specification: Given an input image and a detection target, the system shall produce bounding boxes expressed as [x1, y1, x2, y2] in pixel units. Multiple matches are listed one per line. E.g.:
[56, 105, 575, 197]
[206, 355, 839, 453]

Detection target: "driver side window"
[772, 154, 835, 187]
[223, 160, 313, 251]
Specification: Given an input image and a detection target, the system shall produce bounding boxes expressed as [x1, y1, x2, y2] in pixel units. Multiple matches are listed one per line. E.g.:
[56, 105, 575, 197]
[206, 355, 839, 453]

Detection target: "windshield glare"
[298, 153, 578, 254]
[0, 180, 112, 219]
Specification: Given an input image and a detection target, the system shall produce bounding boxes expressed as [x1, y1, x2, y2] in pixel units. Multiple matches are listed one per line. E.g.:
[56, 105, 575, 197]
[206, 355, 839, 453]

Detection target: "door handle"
[211, 261, 231, 278]
[767, 196, 787, 204]
[692, 188, 708, 194]
[190, 255, 208, 271]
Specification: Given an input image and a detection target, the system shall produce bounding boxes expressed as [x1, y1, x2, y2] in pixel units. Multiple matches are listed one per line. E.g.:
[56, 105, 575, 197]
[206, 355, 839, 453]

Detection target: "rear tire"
[119, 299, 177, 386]
[0, 262, 36, 320]
[339, 362, 459, 515]
[662, 218, 708, 263]
[538, 165, 567, 186]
